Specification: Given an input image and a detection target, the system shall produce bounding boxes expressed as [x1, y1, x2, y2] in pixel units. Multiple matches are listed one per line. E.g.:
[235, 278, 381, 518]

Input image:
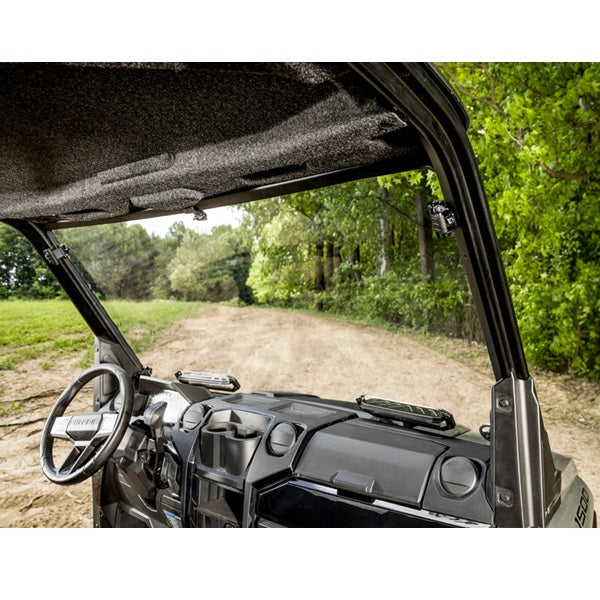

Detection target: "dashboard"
[98, 376, 493, 528]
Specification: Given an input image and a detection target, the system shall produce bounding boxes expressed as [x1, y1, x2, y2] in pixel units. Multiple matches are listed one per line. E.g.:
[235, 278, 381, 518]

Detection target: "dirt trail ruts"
[1, 305, 598, 527]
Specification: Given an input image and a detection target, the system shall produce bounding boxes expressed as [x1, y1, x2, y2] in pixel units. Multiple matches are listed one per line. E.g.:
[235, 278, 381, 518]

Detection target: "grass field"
[0, 299, 203, 370]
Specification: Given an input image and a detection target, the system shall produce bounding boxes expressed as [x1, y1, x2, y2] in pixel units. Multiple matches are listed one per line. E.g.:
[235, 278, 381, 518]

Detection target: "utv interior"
[0, 62, 593, 527]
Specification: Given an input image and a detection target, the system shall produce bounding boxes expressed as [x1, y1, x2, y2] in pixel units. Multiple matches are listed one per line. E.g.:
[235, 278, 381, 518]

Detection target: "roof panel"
[0, 62, 428, 224]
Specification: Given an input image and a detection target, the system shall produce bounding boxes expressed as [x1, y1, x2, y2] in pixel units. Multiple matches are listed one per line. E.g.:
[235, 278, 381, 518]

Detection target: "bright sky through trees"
[130, 206, 242, 238]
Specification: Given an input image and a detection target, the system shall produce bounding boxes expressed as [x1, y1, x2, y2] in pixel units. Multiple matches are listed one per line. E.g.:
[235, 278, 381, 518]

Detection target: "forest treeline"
[1, 63, 599, 381]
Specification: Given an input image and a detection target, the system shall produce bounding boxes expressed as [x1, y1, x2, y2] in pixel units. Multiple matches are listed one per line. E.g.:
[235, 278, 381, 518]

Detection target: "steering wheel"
[40, 364, 134, 485]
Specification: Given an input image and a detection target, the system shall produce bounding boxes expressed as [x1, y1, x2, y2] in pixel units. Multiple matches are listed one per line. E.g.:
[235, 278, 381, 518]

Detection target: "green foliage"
[246, 211, 314, 303]
[316, 268, 480, 342]
[150, 222, 188, 299]
[0, 218, 255, 372]
[57, 224, 158, 300]
[58, 220, 253, 304]
[242, 173, 479, 340]
[0, 223, 62, 299]
[439, 62, 600, 380]
[167, 224, 251, 302]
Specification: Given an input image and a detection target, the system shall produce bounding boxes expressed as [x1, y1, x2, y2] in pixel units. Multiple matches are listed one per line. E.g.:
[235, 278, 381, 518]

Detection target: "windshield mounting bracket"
[43, 244, 70, 266]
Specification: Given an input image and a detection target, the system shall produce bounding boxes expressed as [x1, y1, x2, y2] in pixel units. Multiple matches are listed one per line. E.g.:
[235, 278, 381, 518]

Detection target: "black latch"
[133, 365, 153, 386]
[43, 244, 70, 265]
[428, 201, 457, 238]
[138, 365, 153, 377]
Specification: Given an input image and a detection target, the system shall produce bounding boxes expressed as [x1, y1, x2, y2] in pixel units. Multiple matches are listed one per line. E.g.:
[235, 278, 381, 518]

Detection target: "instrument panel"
[108, 378, 493, 528]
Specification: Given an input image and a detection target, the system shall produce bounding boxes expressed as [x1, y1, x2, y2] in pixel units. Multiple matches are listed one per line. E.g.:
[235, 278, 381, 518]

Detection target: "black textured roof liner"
[0, 62, 431, 226]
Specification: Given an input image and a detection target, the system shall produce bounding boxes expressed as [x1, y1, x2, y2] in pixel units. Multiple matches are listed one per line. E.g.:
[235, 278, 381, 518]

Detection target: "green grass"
[103, 299, 203, 353]
[0, 299, 203, 370]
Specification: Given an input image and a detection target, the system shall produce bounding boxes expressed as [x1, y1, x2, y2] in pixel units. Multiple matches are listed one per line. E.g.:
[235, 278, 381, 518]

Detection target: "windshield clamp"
[193, 207, 208, 221]
[429, 201, 457, 238]
[43, 244, 70, 266]
[134, 366, 153, 383]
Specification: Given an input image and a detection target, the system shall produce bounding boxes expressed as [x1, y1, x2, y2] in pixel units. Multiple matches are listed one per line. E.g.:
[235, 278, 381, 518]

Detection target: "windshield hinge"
[43, 244, 70, 266]
[429, 201, 457, 238]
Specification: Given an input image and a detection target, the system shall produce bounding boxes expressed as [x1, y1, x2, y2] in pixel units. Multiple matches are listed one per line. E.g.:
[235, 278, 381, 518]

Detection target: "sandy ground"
[1, 305, 598, 527]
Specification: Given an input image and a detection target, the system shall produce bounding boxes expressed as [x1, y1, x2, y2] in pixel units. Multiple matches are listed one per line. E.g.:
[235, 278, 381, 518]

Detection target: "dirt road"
[1, 305, 598, 527]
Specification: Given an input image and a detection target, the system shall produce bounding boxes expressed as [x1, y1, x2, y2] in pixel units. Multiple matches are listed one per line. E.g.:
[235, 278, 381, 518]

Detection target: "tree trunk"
[352, 246, 361, 282]
[377, 187, 393, 276]
[416, 195, 434, 281]
[388, 225, 395, 259]
[325, 241, 334, 289]
[315, 240, 325, 293]
[315, 240, 325, 311]
[378, 215, 390, 276]
[333, 245, 341, 272]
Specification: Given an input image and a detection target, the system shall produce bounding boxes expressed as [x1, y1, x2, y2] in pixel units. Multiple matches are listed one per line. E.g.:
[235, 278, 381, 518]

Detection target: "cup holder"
[200, 414, 267, 475]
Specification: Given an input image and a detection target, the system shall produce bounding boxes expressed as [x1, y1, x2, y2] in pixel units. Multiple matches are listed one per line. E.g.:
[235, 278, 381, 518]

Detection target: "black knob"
[267, 423, 297, 456]
[439, 457, 478, 497]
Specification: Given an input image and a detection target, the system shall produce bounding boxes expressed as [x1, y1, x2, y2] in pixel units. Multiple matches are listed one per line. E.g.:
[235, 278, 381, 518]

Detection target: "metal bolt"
[500, 492, 512, 503]
[498, 397, 511, 408]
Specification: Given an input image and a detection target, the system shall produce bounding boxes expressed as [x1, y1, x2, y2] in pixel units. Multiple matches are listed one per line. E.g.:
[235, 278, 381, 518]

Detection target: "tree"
[246, 211, 313, 303]
[58, 223, 158, 300]
[0, 223, 61, 298]
[151, 222, 188, 299]
[168, 225, 251, 302]
[439, 62, 600, 378]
